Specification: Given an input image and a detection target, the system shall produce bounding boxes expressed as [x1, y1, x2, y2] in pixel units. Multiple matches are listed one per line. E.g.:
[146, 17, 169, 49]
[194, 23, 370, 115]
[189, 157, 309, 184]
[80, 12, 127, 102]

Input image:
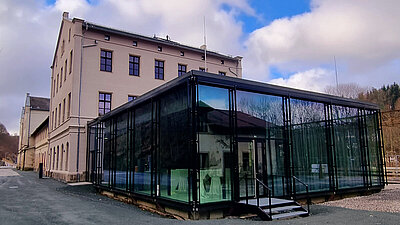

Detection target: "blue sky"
[0, 0, 399, 134]
[236, 0, 311, 33]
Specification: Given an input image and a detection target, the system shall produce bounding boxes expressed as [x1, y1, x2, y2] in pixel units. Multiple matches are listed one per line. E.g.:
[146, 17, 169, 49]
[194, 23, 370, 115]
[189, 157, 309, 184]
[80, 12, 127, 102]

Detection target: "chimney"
[63, 12, 69, 19]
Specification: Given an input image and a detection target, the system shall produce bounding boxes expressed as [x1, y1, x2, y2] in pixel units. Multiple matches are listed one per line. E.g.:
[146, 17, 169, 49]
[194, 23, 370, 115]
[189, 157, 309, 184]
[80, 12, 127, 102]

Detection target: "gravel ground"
[321, 184, 400, 213]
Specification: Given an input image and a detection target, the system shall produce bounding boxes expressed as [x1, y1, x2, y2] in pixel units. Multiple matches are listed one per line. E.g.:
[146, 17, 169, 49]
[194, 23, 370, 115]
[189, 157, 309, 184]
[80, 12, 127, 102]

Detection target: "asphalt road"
[1, 168, 399, 225]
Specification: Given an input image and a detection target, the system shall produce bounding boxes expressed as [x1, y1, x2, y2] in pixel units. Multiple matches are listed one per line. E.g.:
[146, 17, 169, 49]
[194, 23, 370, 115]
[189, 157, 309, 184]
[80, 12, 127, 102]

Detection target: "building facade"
[31, 118, 49, 172]
[87, 71, 385, 220]
[49, 12, 242, 181]
[17, 94, 50, 170]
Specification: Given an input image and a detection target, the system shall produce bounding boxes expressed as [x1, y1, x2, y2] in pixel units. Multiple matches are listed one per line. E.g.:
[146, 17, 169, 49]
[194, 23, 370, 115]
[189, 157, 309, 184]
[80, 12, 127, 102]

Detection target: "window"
[99, 92, 112, 116]
[199, 67, 205, 72]
[60, 68, 63, 87]
[100, 50, 112, 72]
[69, 50, 73, 74]
[178, 64, 187, 77]
[62, 98, 66, 122]
[64, 60, 67, 80]
[67, 93, 71, 118]
[61, 40, 65, 55]
[58, 103, 61, 125]
[104, 35, 110, 41]
[221, 60, 224, 64]
[56, 74, 59, 93]
[158, 46, 162, 52]
[129, 55, 140, 76]
[55, 108, 57, 127]
[52, 111, 54, 130]
[155, 60, 164, 80]
[128, 95, 137, 102]
[201, 55, 205, 60]
[53, 78, 56, 97]
[132, 41, 137, 46]
[68, 28, 71, 42]
[180, 51, 184, 56]
[218, 71, 226, 76]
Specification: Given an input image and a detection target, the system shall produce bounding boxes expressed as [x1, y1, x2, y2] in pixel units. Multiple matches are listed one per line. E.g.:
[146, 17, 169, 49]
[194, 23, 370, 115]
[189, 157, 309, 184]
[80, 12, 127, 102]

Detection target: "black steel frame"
[86, 70, 386, 213]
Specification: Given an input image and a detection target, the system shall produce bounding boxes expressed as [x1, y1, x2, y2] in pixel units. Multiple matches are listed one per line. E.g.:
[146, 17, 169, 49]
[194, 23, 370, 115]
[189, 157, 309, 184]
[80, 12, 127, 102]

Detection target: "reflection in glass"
[158, 85, 190, 202]
[291, 99, 330, 192]
[332, 106, 364, 188]
[134, 103, 152, 195]
[236, 90, 284, 196]
[115, 112, 128, 190]
[198, 85, 231, 203]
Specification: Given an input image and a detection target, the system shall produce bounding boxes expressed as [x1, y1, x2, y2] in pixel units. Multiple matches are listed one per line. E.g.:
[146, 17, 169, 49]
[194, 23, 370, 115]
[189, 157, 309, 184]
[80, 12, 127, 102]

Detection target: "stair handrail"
[241, 174, 273, 218]
[292, 176, 310, 213]
[254, 177, 273, 217]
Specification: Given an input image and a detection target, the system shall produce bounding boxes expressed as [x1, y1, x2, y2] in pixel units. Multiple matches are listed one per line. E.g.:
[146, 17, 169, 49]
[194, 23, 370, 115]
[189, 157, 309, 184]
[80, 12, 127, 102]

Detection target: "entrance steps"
[238, 197, 309, 220]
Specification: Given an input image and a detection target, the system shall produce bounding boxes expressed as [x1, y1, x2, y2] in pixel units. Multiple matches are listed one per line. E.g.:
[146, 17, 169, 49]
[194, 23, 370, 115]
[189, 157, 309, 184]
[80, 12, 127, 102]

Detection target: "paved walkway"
[0, 168, 399, 225]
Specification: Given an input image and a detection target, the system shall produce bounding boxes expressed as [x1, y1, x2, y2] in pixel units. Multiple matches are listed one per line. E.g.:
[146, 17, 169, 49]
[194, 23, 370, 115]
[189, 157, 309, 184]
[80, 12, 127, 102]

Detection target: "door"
[238, 139, 268, 199]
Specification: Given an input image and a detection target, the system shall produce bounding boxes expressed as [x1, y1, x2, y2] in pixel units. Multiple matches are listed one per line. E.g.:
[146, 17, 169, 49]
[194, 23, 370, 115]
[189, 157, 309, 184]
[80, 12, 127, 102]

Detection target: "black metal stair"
[238, 197, 309, 220]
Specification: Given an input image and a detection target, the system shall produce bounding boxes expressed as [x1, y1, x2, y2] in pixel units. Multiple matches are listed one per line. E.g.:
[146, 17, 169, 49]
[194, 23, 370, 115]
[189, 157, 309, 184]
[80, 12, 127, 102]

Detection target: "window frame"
[100, 50, 113, 72]
[129, 55, 140, 76]
[178, 64, 187, 77]
[154, 59, 165, 80]
[128, 95, 137, 102]
[99, 92, 112, 116]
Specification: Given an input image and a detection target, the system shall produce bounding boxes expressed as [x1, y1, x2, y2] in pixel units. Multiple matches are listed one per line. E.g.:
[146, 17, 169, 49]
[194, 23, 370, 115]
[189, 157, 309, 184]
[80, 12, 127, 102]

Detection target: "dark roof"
[83, 22, 241, 61]
[31, 117, 49, 137]
[89, 70, 379, 124]
[30, 97, 50, 111]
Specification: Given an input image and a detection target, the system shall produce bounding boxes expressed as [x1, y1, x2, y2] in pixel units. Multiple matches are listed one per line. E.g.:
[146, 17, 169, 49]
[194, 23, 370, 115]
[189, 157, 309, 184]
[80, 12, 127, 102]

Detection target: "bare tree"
[325, 83, 368, 99]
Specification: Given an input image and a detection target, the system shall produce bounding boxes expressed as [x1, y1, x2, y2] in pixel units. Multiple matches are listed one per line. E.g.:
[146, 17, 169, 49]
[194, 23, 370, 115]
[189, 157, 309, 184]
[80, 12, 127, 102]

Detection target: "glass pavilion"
[87, 71, 386, 217]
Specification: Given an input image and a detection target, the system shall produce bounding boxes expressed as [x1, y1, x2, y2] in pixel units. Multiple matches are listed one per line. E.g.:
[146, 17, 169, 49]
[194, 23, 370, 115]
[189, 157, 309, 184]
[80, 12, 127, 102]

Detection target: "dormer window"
[221, 60, 224, 65]
[201, 55, 205, 60]
[133, 41, 137, 46]
[104, 35, 110, 41]
[158, 46, 162, 52]
[180, 51, 184, 56]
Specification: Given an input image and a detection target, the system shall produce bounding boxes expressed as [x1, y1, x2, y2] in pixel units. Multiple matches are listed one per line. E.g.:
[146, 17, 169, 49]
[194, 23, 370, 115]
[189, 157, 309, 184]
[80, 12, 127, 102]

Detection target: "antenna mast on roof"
[334, 56, 339, 95]
[200, 16, 207, 71]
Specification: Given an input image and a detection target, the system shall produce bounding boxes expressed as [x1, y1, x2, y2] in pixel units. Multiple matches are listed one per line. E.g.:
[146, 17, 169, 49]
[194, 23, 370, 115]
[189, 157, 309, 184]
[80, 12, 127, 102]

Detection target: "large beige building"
[48, 12, 242, 181]
[17, 93, 50, 170]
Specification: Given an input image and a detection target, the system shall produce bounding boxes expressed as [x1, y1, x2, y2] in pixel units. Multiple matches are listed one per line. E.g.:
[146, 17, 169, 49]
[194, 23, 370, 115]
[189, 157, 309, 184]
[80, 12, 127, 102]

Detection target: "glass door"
[238, 140, 255, 198]
[238, 139, 269, 199]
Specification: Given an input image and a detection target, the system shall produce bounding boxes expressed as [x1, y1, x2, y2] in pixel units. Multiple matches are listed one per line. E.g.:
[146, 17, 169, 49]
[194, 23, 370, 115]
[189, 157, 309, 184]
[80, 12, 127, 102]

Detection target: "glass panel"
[115, 113, 128, 190]
[198, 85, 231, 203]
[291, 99, 330, 192]
[238, 141, 255, 198]
[102, 120, 111, 186]
[366, 110, 381, 186]
[332, 106, 364, 188]
[158, 85, 190, 202]
[134, 103, 152, 195]
[236, 90, 284, 196]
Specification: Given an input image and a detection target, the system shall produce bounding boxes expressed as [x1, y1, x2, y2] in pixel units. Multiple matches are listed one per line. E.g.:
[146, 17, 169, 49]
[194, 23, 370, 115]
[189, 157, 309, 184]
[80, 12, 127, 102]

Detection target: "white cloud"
[245, 0, 400, 87]
[1, 0, 400, 134]
[0, 0, 253, 133]
[269, 68, 334, 93]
